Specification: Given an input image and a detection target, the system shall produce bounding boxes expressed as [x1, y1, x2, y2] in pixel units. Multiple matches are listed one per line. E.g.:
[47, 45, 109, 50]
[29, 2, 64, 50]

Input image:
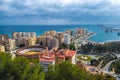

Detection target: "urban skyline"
[0, 0, 120, 80]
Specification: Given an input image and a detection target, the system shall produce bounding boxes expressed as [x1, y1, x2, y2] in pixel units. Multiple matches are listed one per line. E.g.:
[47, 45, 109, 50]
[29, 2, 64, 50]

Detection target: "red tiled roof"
[65, 50, 76, 57]
[58, 55, 65, 58]
[39, 52, 55, 62]
[56, 49, 76, 59]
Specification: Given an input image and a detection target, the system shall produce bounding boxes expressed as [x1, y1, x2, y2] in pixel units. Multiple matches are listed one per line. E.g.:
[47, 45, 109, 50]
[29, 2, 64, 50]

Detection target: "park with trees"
[79, 42, 120, 54]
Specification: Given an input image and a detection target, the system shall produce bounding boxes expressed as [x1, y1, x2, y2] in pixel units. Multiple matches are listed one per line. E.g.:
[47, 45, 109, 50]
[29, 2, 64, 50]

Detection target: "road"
[102, 60, 115, 72]
[100, 60, 119, 80]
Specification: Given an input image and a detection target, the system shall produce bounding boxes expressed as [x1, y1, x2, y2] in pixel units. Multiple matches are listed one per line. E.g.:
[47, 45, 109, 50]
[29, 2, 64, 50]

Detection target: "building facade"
[57, 33, 64, 46]
[0, 34, 9, 42]
[64, 34, 71, 44]
[0, 45, 5, 52]
[46, 36, 53, 49]
[37, 35, 46, 47]
[77, 28, 86, 36]
[12, 32, 36, 47]
[51, 38, 59, 48]
[5, 39, 16, 51]
[56, 49, 76, 64]
[28, 37, 36, 46]
[39, 52, 55, 72]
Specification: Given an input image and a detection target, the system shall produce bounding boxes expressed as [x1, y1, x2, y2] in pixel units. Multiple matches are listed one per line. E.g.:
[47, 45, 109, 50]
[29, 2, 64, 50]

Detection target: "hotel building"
[64, 34, 71, 44]
[28, 37, 36, 46]
[38, 35, 59, 49]
[77, 28, 86, 36]
[0, 35, 9, 45]
[12, 32, 36, 39]
[12, 32, 36, 47]
[5, 39, 16, 51]
[57, 33, 64, 46]
[46, 36, 53, 49]
[51, 38, 59, 48]
[37, 35, 46, 46]
[0, 34, 9, 42]
[44, 30, 56, 37]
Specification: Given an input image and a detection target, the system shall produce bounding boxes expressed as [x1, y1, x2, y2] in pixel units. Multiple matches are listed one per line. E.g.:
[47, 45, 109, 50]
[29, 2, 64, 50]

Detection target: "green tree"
[69, 43, 75, 50]
[0, 52, 45, 80]
[90, 59, 99, 67]
[45, 61, 114, 80]
[110, 61, 120, 73]
[0, 52, 12, 80]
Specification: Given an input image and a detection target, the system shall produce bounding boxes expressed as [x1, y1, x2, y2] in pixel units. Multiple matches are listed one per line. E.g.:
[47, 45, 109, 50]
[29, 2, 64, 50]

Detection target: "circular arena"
[16, 46, 46, 59]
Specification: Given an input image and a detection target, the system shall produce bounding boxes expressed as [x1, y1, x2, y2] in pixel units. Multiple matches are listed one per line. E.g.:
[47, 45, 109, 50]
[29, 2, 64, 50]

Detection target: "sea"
[0, 25, 120, 43]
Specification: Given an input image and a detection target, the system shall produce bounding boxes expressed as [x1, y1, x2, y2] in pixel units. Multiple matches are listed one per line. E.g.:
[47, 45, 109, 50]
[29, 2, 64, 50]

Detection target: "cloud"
[0, 0, 113, 13]
[0, 0, 120, 24]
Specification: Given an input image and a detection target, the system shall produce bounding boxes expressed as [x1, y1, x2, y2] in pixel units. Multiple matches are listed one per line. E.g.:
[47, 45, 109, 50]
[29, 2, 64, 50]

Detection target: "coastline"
[89, 39, 120, 44]
[104, 40, 120, 43]
[0, 25, 120, 43]
[87, 32, 120, 44]
[86, 32, 97, 39]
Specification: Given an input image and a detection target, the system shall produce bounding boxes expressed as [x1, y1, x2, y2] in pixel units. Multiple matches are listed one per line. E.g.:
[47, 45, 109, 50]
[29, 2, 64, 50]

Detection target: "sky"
[0, 0, 120, 25]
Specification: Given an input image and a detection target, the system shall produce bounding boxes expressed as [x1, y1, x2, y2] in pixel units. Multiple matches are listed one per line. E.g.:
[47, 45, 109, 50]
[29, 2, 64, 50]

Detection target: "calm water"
[0, 25, 120, 42]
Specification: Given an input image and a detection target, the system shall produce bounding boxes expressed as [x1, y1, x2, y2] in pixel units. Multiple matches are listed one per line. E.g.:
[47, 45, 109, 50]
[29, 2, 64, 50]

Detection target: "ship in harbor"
[100, 26, 120, 35]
